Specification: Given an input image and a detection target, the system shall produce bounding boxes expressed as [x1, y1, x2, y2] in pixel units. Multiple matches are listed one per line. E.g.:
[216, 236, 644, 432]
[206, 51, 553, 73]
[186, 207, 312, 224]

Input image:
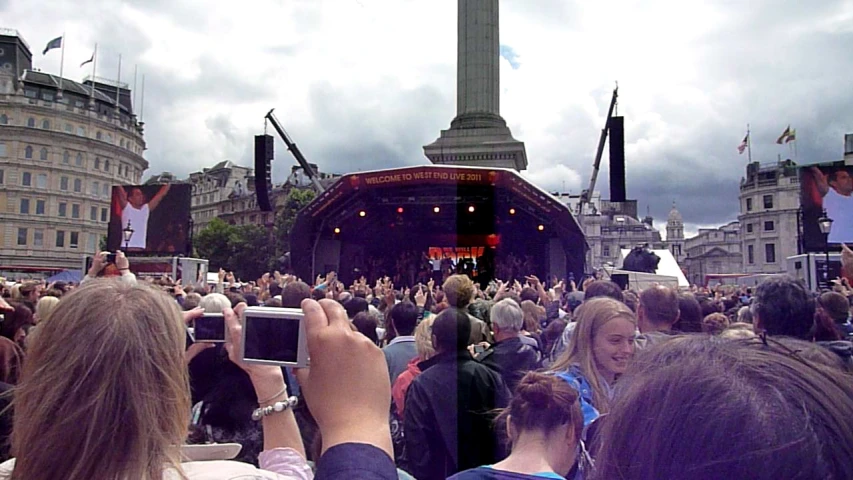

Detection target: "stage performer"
[116, 184, 171, 250]
[811, 166, 853, 244]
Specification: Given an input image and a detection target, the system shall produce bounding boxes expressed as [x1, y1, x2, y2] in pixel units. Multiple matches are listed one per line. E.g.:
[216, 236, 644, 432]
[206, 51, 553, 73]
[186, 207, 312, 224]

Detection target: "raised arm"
[116, 186, 128, 210]
[148, 184, 171, 211]
[811, 167, 830, 197]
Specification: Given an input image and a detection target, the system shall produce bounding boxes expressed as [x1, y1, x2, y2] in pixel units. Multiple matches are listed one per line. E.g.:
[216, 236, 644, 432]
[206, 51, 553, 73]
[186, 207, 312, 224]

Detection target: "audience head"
[432, 308, 472, 354]
[736, 305, 753, 324]
[0, 337, 23, 384]
[0, 303, 33, 347]
[520, 287, 539, 304]
[11, 280, 189, 479]
[491, 299, 524, 335]
[281, 281, 311, 309]
[701, 312, 729, 335]
[752, 276, 814, 340]
[583, 280, 625, 303]
[414, 316, 436, 361]
[344, 297, 369, 319]
[594, 336, 853, 480]
[443, 275, 475, 309]
[199, 293, 231, 314]
[520, 300, 543, 334]
[817, 291, 850, 323]
[637, 285, 680, 333]
[34, 296, 60, 324]
[674, 293, 703, 332]
[390, 301, 419, 337]
[310, 288, 326, 302]
[182, 292, 202, 311]
[352, 312, 379, 345]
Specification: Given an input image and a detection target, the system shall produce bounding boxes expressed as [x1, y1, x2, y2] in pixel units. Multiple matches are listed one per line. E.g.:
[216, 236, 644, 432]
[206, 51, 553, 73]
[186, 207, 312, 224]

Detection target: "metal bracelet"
[251, 396, 299, 421]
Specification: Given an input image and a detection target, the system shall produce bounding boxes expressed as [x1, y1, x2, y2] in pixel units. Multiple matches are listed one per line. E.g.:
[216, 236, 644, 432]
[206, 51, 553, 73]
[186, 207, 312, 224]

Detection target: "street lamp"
[122, 220, 135, 251]
[817, 209, 833, 285]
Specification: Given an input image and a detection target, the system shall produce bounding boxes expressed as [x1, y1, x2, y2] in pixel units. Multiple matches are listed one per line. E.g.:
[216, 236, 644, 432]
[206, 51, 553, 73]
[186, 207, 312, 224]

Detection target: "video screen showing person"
[106, 184, 191, 254]
[800, 163, 853, 250]
[243, 315, 301, 364]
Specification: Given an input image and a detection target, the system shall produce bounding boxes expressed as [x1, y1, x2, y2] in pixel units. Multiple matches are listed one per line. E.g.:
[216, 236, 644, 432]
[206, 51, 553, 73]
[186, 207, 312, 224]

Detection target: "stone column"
[457, 0, 500, 117]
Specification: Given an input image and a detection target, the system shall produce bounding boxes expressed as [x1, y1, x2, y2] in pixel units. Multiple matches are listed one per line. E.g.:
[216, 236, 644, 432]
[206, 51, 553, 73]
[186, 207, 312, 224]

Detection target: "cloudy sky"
[5, 0, 852, 237]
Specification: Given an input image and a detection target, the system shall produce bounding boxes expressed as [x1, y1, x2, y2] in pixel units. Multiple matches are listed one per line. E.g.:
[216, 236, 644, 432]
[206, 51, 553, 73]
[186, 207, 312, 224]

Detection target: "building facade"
[665, 203, 685, 264]
[738, 160, 800, 274]
[683, 221, 742, 286]
[0, 30, 147, 272]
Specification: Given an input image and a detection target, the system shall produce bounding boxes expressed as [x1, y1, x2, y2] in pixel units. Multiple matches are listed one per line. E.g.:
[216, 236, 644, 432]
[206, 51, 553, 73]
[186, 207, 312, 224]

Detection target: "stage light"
[468, 205, 475, 213]
[433, 206, 441, 213]
[397, 207, 404, 214]
[538, 224, 545, 231]
[359, 210, 366, 217]
[509, 208, 516, 215]
[334, 227, 341, 234]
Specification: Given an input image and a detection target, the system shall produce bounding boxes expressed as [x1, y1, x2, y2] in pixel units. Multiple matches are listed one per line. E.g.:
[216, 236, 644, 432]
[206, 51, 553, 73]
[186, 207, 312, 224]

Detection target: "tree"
[273, 188, 316, 263]
[194, 218, 240, 271]
[231, 224, 276, 281]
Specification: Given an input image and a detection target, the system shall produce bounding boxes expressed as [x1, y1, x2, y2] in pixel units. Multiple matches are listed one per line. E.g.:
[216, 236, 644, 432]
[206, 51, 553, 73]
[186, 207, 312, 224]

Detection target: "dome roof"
[667, 202, 683, 224]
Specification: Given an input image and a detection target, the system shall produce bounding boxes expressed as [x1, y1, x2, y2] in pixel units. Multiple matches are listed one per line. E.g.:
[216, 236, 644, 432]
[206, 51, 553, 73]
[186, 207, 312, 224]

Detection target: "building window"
[746, 198, 753, 211]
[36, 200, 45, 215]
[747, 245, 754, 264]
[42, 92, 54, 102]
[101, 183, 108, 198]
[60, 176, 68, 191]
[100, 208, 107, 222]
[95, 157, 101, 170]
[42, 119, 50, 129]
[34, 230, 43, 247]
[36, 174, 47, 189]
[87, 233, 97, 252]
[603, 245, 611, 257]
[24, 146, 33, 159]
[104, 159, 110, 172]
[21, 172, 31, 186]
[24, 90, 37, 99]
[120, 138, 125, 148]
[77, 126, 85, 136]
[0, 170, 4, 184]
[17, 228, 27, 246]
[107, 133, 113, 143]
[92, 181, 99, 195]
[70, 232, 79, 248]
[96, 131, 102, 140]
[0, 143, 5, 157]
[76, 153, 83, 166]
[0, 114, 7, 124]
[40, 147, 48, 160]
[746, 223, 753, 233]
[19, 198, 29, 214]
[58, 203, 67, 217]
[765, 243, 776, 263]
[56, 231, 65, 248]
[90, 206, 98, 221]
[763, 195, 773, 209]
[27, 117, 35, 128]
[65, 123, 73, 133]
[71, 204, 80, 219]
[764, 221, 775, 231]
[63, 151, 70, 164]
[74, 179, 82, 192]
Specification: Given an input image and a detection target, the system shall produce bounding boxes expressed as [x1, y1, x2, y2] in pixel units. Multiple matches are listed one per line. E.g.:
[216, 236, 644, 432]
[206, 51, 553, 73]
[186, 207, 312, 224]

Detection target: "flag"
[785, 128, 796, 143]
[80, 52, 94, 67]
[42, 36, 62, 55]
[738, 133, 749, 154]
[776, 125, 792, 144]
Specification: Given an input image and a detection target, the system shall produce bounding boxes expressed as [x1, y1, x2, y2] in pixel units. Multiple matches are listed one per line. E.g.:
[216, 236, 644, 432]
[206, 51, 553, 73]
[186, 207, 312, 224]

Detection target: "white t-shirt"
[121, 203, 150, 249]
[824, 189, 853, 244]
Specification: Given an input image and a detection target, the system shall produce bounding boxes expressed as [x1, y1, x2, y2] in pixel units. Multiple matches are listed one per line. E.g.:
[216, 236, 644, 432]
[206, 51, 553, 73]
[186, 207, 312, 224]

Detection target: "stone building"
[0, 29, 146, 272]
[738, 160, 800, 274]
[683, 221, 742, 286]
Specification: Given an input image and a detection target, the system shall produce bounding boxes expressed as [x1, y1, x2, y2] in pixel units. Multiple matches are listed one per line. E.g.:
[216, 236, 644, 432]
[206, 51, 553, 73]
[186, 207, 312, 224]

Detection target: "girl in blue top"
[448, 371, 584, 480]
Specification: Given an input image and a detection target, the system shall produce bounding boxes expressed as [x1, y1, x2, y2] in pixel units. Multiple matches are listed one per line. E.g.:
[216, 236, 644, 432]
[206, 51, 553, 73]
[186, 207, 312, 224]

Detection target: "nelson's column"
[423, 0, 528, 171]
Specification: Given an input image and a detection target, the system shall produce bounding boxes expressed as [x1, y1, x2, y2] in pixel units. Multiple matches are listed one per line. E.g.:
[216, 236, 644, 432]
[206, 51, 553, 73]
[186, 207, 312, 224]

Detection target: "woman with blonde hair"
[550, 297, 636, 422]
[199, 293, 232, 313]
[33, 296, 60, 324]
[392, 316, 436, 417]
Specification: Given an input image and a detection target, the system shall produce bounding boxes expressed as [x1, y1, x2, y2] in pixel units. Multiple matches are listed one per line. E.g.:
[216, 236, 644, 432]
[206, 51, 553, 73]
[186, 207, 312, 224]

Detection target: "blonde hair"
[415, 316, 436, 361]
[10, 280, 190, 480]
[34, 296, 60, 324]
[520, 300, 544, 334]
[199, 293, 231, 313]
[551, 297, 636, 413]
[442, 275, 475, 308]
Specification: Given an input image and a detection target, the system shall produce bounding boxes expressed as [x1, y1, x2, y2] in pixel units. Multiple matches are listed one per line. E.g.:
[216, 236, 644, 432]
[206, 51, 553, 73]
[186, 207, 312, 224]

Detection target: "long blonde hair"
[551, 297, 636, 413]
[10, 280, 190, 480]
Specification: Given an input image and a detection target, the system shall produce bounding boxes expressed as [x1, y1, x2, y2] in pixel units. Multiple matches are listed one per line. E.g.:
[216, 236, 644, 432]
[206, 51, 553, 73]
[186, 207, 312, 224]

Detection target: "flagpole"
[140, 74, 145, 122]
[132, 64, 138, 115]
[115, 54, 122, 113]
[89, 43, 97, 107]
[58, 32, 65, 96]
[747, 123, 752, 163]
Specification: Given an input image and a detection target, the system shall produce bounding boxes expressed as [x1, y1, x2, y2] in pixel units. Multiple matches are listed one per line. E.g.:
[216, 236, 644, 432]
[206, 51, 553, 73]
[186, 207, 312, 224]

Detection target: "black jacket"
[403, 351, 510, 480]
[478, 336, 541, 393]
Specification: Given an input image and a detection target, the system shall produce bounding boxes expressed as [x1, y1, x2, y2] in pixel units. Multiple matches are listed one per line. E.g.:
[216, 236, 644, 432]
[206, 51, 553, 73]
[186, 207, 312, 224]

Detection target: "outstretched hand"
[295, 299, 393, 458]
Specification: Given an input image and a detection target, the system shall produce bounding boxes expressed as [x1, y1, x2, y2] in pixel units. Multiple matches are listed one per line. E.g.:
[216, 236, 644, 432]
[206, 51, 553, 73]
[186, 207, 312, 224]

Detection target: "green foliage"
[194, 218, 240, 274]
[273, 188, 316, 259]
[231, 224, 275, 281]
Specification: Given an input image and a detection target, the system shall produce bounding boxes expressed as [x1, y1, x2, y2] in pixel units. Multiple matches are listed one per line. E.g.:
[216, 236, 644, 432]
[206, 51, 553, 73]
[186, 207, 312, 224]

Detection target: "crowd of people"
[0, 245, 851, 479]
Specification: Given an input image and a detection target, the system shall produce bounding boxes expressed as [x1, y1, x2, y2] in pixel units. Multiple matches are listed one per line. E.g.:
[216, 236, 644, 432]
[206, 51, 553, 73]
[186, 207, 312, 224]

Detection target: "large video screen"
[106, 184, 192, 255]
[800, 162, 853, 251]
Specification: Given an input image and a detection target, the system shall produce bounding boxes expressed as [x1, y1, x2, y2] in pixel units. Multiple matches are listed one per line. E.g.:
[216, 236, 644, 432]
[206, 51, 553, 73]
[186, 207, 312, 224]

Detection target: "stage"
[290, 165, 587, 286]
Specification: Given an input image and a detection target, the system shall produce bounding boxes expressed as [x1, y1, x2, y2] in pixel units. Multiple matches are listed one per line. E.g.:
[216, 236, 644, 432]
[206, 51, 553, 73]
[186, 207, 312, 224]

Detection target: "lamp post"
[817, 209, 833, 286]
[122, 220, 135, 251]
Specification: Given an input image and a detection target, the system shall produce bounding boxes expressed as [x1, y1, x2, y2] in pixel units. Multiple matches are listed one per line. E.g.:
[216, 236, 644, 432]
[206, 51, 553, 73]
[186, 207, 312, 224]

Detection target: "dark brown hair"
[499, 371, 583, 445]
[593, 336, 853, 480]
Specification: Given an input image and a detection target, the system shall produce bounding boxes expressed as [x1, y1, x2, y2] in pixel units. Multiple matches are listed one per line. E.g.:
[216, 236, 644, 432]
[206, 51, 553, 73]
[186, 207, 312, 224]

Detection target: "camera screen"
[194, 314, 225, 342]
[243, 315, 300, 363]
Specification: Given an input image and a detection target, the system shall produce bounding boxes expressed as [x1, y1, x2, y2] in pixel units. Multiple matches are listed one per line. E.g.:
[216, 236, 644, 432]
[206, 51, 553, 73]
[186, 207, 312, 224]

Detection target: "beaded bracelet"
[251, 396, 299, 421]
